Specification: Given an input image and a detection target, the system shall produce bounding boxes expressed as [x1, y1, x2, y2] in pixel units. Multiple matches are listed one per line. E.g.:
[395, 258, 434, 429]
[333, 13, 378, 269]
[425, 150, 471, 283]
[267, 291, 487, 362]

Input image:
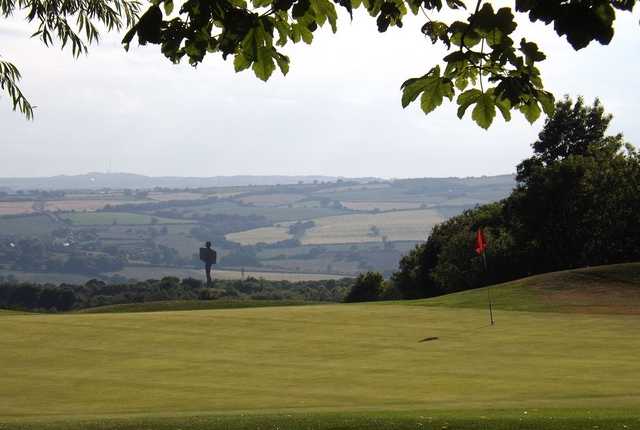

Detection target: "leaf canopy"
[2, 0, 637, 127]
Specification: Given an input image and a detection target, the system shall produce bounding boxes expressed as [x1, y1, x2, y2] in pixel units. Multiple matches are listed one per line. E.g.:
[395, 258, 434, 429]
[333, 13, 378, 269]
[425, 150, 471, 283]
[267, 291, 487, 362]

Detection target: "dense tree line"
[0, 277, 353, 312]
[346, 97, 640, 302]
[390, 97, 640, 299]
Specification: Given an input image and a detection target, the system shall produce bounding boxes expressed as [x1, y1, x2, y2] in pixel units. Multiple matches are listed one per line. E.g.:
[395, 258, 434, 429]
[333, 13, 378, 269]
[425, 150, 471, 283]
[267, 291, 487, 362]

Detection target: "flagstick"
[482, 252, 495, 326]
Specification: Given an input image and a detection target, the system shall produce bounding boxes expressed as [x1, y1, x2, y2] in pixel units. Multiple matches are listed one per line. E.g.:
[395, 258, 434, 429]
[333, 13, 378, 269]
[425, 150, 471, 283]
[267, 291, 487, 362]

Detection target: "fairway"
[2, 301, 639, 423]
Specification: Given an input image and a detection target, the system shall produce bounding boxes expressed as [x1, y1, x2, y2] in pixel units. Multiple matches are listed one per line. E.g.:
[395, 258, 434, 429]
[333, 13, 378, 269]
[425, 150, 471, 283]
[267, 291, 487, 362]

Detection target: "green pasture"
[0, 214, 58, 235]
[60, 212, 191, 226]
[174, 201, 348, 222]
[0, 270, 92, 285]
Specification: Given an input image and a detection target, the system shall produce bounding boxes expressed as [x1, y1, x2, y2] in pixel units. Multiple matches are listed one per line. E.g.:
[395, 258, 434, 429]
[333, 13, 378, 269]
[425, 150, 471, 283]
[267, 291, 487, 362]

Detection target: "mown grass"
[76, 299, 319, 314]
[1, 304, 639, 421]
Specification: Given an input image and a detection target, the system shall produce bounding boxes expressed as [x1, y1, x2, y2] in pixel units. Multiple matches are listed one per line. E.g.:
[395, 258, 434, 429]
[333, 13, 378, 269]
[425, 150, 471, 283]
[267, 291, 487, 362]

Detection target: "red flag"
[475, 228, 487, 255]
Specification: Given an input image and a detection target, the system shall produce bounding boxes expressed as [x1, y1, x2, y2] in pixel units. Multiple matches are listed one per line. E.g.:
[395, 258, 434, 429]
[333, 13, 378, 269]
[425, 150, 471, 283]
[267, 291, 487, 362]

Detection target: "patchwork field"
[44, 199, 133, 212]
[176, 201, 348, 222]
[1, 264, 639, 430]
[340, 201, 424, 211]
[0, 201, 35, 215]
[0, 214, 59, 235]
[227, 209, 443, 245]
[59, 212, 192, 226]
[237, 193, 306, 207]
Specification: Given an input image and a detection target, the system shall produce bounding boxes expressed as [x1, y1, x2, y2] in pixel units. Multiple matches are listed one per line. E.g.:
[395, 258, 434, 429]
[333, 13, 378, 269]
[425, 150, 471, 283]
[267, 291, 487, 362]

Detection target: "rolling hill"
[413, 263, 640, 314]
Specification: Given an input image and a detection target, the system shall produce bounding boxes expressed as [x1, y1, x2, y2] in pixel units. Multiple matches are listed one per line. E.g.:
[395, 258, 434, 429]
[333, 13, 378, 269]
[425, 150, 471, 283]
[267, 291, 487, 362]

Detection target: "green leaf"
[252, 46, 276, 81]
[420, 76, 454, 114]
[449, 21, 481, 48]
[400, 72, 431, 108]
[311, 0, 338, 32]
[520, 39, 546, 65]
[536, 90, 555, 116]
[472, 92, 496, 129]
[494, 94, 512, 121]
[298, 24, 313, 43]
[519, 99, 542, 123]
[234, 52, 252, 72]
[454, 74, 468, 91]
[456, 88, 481, 119]
[274, 18, 290, 46]
[275, 52, 290, 75]
[163, 0, 174, 15]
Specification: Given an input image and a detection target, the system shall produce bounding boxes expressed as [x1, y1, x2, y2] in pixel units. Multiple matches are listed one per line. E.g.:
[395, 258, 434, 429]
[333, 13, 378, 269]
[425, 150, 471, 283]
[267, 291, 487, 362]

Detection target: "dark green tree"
[345, 271, 384, 302]
[506, 96, 639, 272]
[516, 96, 624, 181]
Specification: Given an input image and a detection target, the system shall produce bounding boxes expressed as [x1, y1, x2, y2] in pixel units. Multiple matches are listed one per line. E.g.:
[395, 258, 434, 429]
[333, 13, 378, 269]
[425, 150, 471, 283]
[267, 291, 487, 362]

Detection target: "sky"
[1, 4, 639, 179]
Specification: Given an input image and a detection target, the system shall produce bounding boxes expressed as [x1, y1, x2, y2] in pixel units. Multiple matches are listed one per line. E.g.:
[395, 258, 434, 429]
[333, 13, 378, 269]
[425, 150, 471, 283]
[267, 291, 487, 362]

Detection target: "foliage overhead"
[1, 0, 141, 118]
[1, 0, 637, 126]
[121, 0, 636, 128]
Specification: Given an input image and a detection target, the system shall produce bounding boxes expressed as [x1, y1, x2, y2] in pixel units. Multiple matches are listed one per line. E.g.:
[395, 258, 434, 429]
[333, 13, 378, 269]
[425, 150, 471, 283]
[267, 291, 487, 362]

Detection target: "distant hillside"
[0, 172, 515, 191]
[410, 263, 640, 314]
[0, 173, 354, 191]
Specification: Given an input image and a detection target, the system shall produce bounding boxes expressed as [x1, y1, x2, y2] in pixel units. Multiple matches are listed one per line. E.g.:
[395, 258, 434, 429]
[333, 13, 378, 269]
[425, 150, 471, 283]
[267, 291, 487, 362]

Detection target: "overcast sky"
[2, 5, 639, 178]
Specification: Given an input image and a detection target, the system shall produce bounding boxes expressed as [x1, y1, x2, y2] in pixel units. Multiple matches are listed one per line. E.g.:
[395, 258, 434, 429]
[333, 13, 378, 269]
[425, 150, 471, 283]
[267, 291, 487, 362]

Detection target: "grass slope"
[76, 300, 319, 314]
[412, 263, 640, 314]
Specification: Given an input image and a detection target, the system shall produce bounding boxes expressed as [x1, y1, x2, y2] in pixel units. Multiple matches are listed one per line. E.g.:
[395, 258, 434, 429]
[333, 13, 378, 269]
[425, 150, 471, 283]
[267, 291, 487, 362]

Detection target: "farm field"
[340, 201, 424, 211]
[44, 199, 134, 212]
[227, 209, 443, 245]
[59, 212, 193, 226]
[237, 193, 306, 206]
[0, 270, 94, 285]
[0, 175, 515, 281]
[147, 192, 206, 201]
[0, 214, 59, 235]
[0, 201, 36, 215]
[1, 266, 639, 428]
[176, 200, 349, 222]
